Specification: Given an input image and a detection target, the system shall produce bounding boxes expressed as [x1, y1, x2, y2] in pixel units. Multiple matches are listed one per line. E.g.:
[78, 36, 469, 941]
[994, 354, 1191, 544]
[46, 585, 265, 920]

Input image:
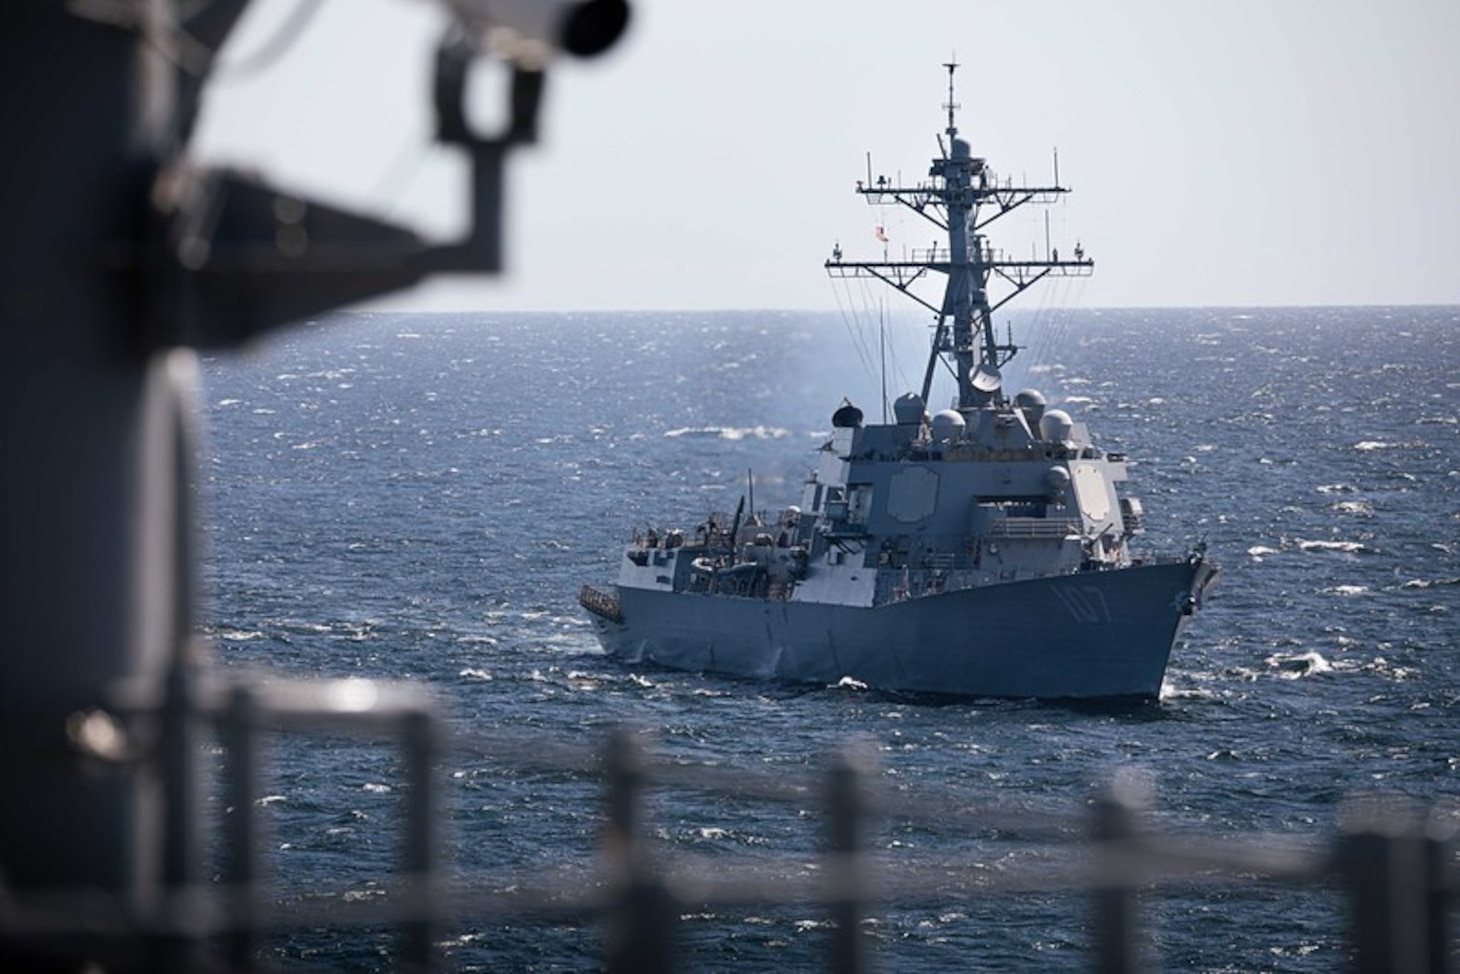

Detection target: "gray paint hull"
[589, 560, 1212, 699]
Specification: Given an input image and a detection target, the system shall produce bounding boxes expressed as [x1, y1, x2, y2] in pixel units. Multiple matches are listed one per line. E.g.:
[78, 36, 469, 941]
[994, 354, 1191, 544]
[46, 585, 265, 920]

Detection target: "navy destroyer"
[580, 64, 1218, 699]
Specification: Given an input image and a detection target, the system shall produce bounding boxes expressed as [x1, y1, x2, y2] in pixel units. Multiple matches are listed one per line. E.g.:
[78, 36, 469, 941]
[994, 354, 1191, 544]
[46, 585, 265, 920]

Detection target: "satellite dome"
[893, 392, 925, 425]
[930, 408, 966, 443]
[1015, 388, 1048, 429]
[1039, 408, 1074, 443]
[1014, 389, 1047, 408]
[1044, 465, 1071, 499]
[832, 401, 864, 428]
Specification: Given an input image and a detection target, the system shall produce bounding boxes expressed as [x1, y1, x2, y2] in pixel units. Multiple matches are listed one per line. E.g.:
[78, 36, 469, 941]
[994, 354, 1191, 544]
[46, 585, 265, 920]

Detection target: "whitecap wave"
[1365, 657, 1419, 681]
[214, 627, 266, 642]
[1294, 538, 1370, 554]
[1159, 680, 1219, 702]
[1400, 577, 1460, 590]
[1264, 651, 1332, 679]
[663, 425, 789, 440]
[1353, 440, 1424, 451]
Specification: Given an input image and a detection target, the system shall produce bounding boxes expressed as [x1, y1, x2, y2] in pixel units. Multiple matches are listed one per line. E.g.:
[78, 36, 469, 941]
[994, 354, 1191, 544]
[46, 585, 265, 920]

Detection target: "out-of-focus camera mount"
[156, 0, 630, 349]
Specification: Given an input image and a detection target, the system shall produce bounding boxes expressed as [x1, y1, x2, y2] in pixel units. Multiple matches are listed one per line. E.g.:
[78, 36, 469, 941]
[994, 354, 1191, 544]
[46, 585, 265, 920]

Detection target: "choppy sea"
[199, 306, 1460, 971]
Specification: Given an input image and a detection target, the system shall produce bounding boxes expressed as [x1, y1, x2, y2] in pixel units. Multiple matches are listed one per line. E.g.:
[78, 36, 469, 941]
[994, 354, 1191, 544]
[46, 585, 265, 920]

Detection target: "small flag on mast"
[874, 225, 888, 243]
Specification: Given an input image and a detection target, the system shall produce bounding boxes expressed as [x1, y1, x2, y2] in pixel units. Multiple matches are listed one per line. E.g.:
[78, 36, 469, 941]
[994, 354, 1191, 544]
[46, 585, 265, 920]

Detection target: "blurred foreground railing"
[2, 681, 1455, 972]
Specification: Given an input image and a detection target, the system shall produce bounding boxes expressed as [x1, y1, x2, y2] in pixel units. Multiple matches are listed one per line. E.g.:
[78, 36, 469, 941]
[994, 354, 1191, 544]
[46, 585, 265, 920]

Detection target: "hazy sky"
[193, 0, 1460, 312]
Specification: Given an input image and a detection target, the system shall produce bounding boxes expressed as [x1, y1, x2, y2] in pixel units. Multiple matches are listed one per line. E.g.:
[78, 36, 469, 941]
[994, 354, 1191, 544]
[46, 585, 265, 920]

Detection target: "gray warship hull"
[586, 557, 1215, 699]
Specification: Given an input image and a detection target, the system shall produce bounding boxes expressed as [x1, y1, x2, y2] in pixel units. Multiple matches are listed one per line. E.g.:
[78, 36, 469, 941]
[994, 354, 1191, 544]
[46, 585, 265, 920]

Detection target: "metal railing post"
[603, 728, 674, 974]
[222, 685, 260, 971]
[825, 742, 876, 974]
[402, 708, 440, 972]
[1341, 803, 1430, 974]
[1090, 772, 1150, 974]
[1425, 810, 1455, 974]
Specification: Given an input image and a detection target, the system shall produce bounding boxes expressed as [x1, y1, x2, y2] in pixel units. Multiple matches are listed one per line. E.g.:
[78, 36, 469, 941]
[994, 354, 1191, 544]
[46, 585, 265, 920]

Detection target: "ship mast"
[826, 63, 1093, 411]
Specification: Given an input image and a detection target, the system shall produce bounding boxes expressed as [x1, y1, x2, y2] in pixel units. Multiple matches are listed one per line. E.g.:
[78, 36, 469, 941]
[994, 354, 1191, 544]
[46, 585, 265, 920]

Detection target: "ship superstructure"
[580, 65, 1217, 699]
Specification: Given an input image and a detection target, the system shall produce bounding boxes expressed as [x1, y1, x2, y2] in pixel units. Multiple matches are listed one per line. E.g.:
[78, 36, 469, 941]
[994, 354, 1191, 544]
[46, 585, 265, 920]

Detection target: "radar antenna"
[942, 60, 960, 141]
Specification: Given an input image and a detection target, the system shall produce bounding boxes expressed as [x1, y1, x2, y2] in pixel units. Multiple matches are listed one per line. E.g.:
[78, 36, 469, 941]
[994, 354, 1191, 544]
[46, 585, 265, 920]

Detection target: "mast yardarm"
[826, 64, 1094, 410]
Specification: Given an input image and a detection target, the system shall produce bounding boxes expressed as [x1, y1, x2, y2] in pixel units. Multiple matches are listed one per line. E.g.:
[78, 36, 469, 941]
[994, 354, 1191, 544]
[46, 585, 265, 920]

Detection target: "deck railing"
[3, 693, 1454, 973]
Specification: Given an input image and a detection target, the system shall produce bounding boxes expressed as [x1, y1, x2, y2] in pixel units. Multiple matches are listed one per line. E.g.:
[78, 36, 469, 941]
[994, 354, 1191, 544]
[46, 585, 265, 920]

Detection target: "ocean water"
[199, 306, 1460, 971]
